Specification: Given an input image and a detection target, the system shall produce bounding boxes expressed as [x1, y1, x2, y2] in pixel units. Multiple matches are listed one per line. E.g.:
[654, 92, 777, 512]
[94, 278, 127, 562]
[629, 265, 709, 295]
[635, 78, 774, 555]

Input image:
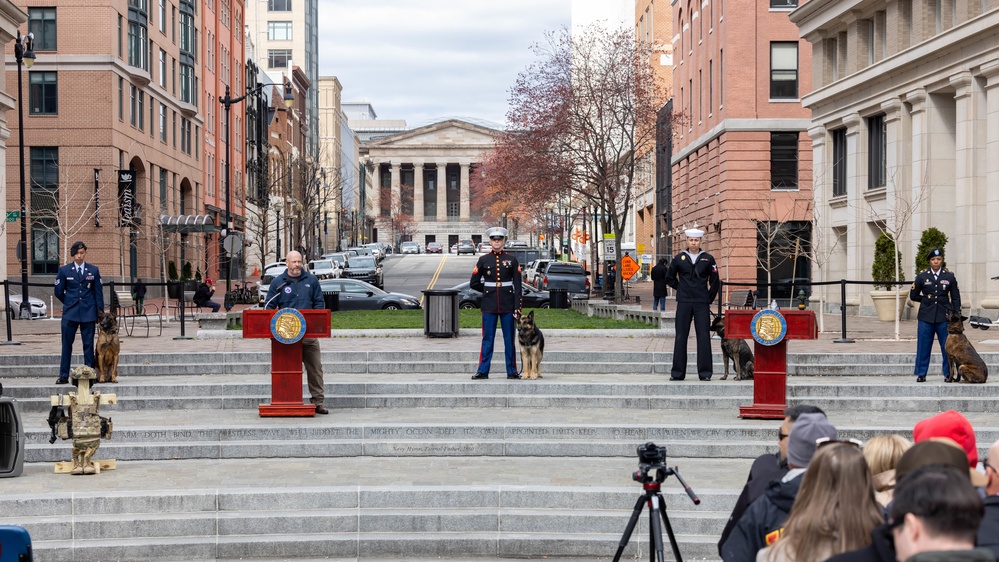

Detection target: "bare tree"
[804, 204, 842, 333]
[488, 25, 676, 301]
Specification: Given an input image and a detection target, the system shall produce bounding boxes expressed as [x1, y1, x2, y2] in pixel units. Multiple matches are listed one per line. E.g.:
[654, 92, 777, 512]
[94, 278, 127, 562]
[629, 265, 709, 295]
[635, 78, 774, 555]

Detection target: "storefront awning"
[159, 214, 219, 233]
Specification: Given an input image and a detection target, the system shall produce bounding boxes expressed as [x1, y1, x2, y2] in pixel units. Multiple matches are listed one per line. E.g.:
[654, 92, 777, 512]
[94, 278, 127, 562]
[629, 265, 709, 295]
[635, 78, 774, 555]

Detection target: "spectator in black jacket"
[651, 258, 668, 312]
[978, 439, 999, 559]
[717, 405, 826, 556]
[720, 413, 837, 562]
[193, 280, 221, 312]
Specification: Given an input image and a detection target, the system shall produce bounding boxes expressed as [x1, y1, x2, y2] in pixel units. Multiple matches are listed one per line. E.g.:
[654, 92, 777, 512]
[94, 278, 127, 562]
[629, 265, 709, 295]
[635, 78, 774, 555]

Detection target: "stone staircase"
[1, 350, 996, 561]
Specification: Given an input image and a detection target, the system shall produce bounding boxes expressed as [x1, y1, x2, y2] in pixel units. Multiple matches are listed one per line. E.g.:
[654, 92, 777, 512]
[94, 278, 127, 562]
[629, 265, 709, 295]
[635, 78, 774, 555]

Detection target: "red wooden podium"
[243, 309, 331, 417]
[725, 310, 817, 420]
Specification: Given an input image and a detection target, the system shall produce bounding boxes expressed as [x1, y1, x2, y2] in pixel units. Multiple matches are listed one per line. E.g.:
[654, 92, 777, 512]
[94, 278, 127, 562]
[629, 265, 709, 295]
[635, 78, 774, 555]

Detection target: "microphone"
[263, 280, 291, 310]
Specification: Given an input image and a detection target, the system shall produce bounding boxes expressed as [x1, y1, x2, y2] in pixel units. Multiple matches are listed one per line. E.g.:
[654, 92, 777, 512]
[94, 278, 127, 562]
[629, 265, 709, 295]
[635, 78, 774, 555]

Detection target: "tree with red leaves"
[486, 25, 675, 300]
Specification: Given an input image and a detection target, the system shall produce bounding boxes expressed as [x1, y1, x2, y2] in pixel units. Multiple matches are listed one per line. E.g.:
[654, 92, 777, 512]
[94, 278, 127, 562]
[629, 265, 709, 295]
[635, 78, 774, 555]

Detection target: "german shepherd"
[95, 309, 121, 383]
[710, 314, 754, 381]
[944, 309, 988, 384]
[517, 310, 545, 380]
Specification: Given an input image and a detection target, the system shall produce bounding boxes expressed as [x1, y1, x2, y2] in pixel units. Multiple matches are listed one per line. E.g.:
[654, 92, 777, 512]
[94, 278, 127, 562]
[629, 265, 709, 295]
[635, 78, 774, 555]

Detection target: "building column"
[413, 162, 425, 222]
[979, 62, 999, 308]
[459, 162, 470, 221]
[390, 162, 400, 217]
[904, 88, 928, 235]
[808, 126, 831, 304]
[950, 72, 976, 296]
[367, 159, 380, 219]
[436, 163, 447, 221]
[841, 112, 864, 306]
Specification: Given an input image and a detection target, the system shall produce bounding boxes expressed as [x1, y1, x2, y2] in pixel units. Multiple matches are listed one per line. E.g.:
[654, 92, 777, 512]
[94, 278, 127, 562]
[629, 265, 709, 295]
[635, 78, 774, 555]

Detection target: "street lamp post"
[219, 81, 293, 310]
[15, 31, 35, 320]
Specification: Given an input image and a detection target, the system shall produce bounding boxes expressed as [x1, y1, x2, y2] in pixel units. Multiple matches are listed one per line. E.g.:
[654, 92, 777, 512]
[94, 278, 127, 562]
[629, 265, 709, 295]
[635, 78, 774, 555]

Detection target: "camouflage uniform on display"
[50, 366, 114, 475]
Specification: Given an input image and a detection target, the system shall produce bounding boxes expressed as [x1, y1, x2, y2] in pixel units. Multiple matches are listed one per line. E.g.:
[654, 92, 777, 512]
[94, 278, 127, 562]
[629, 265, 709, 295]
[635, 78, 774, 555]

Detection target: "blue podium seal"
[750, 309, 788, 346]
[270, 308, 307, 344]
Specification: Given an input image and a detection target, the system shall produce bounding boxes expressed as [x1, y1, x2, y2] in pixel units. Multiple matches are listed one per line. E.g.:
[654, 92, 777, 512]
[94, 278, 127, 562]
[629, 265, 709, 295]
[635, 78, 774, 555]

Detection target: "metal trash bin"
[422, 289, 459, 338]
[0, 391, 26, 478]
[549, 288, 570, 309]
[323, 291, 340, 312]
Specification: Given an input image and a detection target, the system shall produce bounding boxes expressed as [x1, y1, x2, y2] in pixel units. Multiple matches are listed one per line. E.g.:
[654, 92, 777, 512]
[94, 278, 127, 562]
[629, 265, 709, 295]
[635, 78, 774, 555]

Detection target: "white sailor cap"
[486, 226, 509, 239]
[684, 228, 705, 239]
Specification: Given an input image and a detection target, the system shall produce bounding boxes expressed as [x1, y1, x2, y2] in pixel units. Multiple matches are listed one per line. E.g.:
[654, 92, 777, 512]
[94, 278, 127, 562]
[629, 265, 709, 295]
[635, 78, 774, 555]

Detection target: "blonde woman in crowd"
[862, 434, 911, 508]
[757, 441, 884, 562]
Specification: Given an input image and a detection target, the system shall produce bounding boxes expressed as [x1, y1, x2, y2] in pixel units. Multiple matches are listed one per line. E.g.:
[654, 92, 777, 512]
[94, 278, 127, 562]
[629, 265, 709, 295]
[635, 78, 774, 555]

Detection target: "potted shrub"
[870, 232, 906, 321]
[167, 261, 181, 299]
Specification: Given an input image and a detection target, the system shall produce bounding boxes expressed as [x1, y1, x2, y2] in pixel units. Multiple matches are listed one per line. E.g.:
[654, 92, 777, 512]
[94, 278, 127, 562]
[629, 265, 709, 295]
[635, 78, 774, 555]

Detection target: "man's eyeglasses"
[815, 437, 864, 449]
[985, 456, 999, 474]
[490, 237, 504, 241]
[777, 429, 789, 441]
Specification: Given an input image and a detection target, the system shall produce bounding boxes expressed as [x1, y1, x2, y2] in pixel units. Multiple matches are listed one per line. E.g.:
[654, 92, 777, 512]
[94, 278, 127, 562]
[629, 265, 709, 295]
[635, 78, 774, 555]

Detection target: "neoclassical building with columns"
[792, 0, 999, 315]
[361, 118, 502, 248]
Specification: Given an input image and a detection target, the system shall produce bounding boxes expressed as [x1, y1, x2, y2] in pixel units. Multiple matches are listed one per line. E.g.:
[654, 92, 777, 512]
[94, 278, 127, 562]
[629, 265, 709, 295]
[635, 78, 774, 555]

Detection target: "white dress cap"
[684, 228, 705, 239]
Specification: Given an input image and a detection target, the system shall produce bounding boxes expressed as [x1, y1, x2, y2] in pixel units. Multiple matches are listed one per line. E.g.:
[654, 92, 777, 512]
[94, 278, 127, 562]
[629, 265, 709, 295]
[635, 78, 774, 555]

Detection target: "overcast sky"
[317, 0, 573, 128]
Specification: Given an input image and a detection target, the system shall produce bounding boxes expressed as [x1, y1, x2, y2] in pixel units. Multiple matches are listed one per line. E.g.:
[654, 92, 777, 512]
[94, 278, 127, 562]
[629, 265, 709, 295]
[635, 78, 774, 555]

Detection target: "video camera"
[632, 441, 668, 484]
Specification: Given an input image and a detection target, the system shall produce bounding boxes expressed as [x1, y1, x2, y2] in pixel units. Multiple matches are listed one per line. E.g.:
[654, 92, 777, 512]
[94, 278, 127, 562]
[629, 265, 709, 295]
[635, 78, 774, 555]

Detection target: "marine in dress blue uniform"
[471, 227, 523, 379]
[54, 241, 104, 384]
[665, 228, 720, 380]
[908, 248, 961, 383]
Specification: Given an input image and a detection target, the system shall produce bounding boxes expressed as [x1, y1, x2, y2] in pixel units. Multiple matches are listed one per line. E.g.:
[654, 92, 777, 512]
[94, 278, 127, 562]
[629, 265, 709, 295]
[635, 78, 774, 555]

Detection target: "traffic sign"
[621, 254, 640, 280]
[6, 211, 20, 222]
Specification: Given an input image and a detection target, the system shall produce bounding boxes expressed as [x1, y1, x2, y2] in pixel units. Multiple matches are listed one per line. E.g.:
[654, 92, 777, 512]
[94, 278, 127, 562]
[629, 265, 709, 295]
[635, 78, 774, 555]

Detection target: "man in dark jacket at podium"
[263, 250, 328, 414]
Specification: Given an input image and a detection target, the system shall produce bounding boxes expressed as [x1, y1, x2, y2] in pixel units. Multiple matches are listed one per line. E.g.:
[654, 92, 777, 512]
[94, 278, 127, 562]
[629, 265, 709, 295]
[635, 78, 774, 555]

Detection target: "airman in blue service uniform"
[471, 226, 523, 379]
[665, 228, 720, 380]
[54, 241, 104, 385]
[909, 248, 961, 383]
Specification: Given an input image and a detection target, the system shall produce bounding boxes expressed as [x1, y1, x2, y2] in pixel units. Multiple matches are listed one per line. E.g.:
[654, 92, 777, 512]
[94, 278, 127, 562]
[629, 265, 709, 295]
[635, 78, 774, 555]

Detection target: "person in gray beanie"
[721, 413, 838, 562]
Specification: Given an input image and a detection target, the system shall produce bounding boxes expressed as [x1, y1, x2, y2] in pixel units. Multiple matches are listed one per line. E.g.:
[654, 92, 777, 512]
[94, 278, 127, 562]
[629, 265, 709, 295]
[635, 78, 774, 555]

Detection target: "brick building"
[4, 0, 203, 291]
[670, 0, 814, 299]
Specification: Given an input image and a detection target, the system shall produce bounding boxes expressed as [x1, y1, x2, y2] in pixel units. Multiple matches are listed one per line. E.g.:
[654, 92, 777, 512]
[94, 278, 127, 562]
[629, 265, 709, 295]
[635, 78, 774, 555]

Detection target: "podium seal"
[270, 308, 307, 344]
[750, 309, 787, 346]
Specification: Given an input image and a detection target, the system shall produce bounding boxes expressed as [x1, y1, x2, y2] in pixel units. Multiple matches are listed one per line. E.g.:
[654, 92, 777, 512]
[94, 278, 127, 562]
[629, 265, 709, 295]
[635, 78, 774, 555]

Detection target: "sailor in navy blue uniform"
[908, 248, 961, 383]
[54, 241, 104, 384]
[470, 227, 523, 379]
[665, 228, 720, 380]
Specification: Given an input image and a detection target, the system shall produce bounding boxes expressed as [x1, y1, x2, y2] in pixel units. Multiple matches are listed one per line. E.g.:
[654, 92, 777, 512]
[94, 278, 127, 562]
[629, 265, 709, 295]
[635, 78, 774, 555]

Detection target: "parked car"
[321, 253, 349, 269]
[341, 255, 384, 288]
[452, 282, 551, 310]
[319, 279, 420, 310]
[457, 239, 476, 255]
[400, 241, 422, 254]
[307, 259, 341, 280]
[450, 243, 459, 254]
[7, 294, 47, 319]
[426, 242, 443, 254]
[540, 262, 590, 298]
[477, 242, 490, 253]
[504, 240, 529, 249]
[365, 243, 385, 262]
[347, 246, 373, 258]
[523, 258, 553, 287]
[257, 265, 288, 304]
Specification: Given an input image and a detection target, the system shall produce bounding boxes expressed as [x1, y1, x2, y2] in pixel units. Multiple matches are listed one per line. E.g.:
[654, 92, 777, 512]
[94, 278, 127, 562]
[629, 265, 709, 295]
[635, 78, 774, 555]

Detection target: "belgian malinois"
[95, 310, 121, 383]
[944, 309, 988, 384]
[710, 314, 754, 381]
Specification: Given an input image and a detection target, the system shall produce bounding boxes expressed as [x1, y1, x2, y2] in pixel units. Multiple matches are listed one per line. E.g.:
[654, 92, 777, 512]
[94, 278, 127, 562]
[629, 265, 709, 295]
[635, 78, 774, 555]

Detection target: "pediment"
[367, 119, 501, 149]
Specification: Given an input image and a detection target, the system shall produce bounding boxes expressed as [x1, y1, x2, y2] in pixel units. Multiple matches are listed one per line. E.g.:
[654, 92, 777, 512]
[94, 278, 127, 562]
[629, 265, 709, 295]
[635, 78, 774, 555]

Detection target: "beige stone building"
[792, 0, 999, 314]
[361, 119, 501, 249]
[4, 0, 203, 289]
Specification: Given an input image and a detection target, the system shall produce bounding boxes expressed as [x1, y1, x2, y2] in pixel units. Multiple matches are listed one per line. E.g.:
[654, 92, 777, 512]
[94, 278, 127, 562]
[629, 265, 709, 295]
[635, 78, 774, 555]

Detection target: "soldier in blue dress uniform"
[908, 248, 961, 383]
[54, 241, 104, 384]
[470, 227, 523, 379]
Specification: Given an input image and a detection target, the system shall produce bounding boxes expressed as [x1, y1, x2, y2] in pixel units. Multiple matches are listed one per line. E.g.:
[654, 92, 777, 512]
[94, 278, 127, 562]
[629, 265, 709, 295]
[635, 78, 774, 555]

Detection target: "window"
[138, 90, 145, 131]
[129, 84, 137, 126]
[770, 42, 798, 99]
[181, 117, 192, 154]
[118, 14, 123, 57]
[159, 49, 167, 87]
[172, 6, 176, 42]
[180, 63, 195, 103]
[150, 98, 155, 138]
[770, 0, 797, 6]
[268, 49, 292, 69]
[159, 0, 166, 32]
[770, 132, 798, 189]
[179, 12, 195, 54]
[832, 128, 847, 197]
[268, 0, 291, 11]
[29, 72, 57, 115]
[128, 21, 148, 70]
[172, 111, 177, 148]
[28, 8, 57, 51]
[719, 49, 724, 107]
[868, 114, 886, 189]
[709, 60, 713, 114]
[30, 147, 59, 274]
[160, 104, 167, 142]
[160, 168, 168, 211]
[119, 77, 124, 121]
[756, 221, 811, 299]
[268, 21, 292, 40]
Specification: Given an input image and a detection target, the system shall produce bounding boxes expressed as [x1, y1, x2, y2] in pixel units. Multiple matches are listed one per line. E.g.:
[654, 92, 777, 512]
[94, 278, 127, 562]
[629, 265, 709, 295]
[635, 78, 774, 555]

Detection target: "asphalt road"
[380, 252, 480, 302]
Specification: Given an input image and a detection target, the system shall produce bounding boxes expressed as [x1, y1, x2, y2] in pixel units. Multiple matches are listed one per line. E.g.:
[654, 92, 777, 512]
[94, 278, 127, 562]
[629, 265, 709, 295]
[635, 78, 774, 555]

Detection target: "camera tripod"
[612, 465, 699, 562]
